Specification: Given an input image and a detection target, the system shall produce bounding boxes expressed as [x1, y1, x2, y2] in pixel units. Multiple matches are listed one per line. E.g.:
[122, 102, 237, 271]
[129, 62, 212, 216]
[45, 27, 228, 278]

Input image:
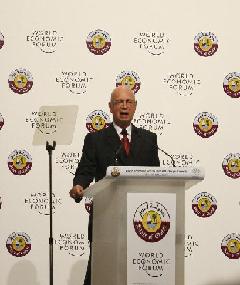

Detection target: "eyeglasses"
[112, 99, 136, 106]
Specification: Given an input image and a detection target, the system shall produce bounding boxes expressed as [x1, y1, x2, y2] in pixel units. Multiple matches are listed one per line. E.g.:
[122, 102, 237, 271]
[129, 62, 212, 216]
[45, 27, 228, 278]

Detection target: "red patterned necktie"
[121, 128, 130, 155]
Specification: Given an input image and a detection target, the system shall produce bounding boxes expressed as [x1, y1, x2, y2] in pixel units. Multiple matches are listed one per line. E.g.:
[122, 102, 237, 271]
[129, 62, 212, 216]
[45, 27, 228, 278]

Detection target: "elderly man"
[70, 85, 160, 284]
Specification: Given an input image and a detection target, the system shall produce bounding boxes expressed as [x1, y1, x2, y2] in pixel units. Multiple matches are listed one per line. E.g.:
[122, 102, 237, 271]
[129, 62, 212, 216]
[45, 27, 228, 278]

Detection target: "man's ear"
[108, 102, 113, 113]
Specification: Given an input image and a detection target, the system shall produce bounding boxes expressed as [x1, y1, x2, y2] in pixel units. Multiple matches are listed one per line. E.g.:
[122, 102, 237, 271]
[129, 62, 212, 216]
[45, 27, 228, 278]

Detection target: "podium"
[84, 166, 204, 285]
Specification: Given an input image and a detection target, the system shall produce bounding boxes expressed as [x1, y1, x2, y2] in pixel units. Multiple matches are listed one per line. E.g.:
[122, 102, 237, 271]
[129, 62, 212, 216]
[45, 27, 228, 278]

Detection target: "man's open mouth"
[120, 111, 129, 116]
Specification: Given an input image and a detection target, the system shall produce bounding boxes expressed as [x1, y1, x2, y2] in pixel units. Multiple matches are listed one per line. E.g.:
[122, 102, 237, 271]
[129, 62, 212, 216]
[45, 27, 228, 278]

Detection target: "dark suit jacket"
[73, 123, 160, 189]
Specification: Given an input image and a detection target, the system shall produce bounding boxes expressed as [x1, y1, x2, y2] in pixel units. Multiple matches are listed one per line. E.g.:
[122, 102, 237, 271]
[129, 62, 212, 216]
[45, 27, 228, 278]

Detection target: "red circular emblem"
[8, 68, 33, 94]
[221, 233, 240, 259]
[0, 113, 4, 130]
[193, 112, 218, 138]
[223, 72, 240, 98]
[8, 149, 32, 175]
[0, 32, 4, 49]
[116, 70, 141, 94]
[86, 29, 111, 55]
[194, 32, 218, 57]
[222, 153, 240, 179]
[133, 201, 170, 242]
[192, 192, 217, 218]
[86, 110, 110, 133]
[6, 232, 31, 257]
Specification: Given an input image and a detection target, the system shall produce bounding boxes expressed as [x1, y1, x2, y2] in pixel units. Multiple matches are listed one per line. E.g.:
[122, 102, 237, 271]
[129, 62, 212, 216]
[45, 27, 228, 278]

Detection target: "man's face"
[109, 87, 137, 128]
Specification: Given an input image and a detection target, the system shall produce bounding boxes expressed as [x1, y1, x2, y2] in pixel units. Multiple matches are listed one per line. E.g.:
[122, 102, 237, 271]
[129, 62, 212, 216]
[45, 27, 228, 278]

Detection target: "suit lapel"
[105, 123, 121, 152]
[130, 124, 141, 156]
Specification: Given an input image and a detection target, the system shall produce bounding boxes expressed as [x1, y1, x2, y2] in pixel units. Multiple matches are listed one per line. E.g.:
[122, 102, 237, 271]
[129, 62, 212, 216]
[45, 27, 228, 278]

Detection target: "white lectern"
[84, 166, 204, 285]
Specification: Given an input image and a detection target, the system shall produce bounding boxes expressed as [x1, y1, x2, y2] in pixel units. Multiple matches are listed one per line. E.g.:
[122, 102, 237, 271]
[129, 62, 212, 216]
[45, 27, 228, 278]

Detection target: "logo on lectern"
[111, 167, 120, 177]
[85, 197, 93, 214]
[116, 70, 141, 94]
[222, 153, 240, 179]
[194, 32, 218, 57]
[192, 192, 217, 218]
[221, 233, 240, 259]
[132, 251, 170, 277]
[6, 232, 31, 257]
[133, 201, 170, 242]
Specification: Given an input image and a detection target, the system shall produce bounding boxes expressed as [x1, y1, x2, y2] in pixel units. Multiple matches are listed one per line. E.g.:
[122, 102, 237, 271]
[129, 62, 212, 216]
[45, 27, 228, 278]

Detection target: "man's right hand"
[69, 185, 84, 200]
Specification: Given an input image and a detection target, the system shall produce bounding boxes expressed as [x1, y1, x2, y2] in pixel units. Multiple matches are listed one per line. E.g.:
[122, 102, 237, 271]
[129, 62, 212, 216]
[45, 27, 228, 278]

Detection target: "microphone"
[114, 143, 123, 166]
[158, 147, 176, 167]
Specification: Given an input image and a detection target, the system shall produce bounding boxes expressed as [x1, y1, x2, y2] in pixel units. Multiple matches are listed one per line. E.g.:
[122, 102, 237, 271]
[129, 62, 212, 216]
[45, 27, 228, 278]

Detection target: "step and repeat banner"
[1, 0, 240, 285]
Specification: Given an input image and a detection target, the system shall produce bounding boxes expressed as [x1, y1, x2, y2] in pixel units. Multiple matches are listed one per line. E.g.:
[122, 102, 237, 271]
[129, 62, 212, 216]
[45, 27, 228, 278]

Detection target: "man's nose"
[122, 101, 127, 108]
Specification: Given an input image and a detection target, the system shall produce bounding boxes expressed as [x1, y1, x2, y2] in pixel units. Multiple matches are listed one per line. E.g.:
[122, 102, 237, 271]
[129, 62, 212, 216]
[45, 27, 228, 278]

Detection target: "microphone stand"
[158, 147, 176, 167]
[114, 143, 123, 166]
[46, 141, 56, 285]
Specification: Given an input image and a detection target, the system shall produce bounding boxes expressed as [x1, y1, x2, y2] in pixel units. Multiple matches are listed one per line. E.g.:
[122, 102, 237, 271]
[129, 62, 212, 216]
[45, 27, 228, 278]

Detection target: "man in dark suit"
[70, 85, 160, 285]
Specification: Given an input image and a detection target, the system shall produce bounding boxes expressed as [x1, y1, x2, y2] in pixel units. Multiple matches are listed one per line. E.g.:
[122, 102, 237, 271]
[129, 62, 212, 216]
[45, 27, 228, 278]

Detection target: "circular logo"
[133, 201, 170, 242]
[0, 113, 4, 130]
[8, 68, 33, 94]
[86, 29, 111, 55]
[192, 192, 217, 218]
[116, 70, 141, 94]
[223, 72, 240, 98]
[6, 232, 31, 257]
[222, 153, 240, 179]
[55, 232, 86, 257]
[0, 32, 4, 49]
[27, 30, 63, 53]
[133, 32, 170, 56]
[133, 112, 171, 135]
[8, 150, 32, 175]
[25, 192, 62, 215]
[194, 32, 218, 57]
[111, 166, 120, 177]
[221, 233, 240, 259]
[193, 112, 218, 138]
[86, 110, 110, 132]
[164, 72, 201, 97]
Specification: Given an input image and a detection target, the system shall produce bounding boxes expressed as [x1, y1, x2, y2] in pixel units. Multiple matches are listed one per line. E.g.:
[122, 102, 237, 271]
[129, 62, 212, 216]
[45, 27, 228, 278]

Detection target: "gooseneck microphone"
[158, 147, 176, 167]
[114, 143, 123, 166]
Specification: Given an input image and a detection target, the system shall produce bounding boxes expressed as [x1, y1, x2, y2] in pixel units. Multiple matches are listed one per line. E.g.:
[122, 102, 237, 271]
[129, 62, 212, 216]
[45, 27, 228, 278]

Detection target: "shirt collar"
[113, 122, 132, 140]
